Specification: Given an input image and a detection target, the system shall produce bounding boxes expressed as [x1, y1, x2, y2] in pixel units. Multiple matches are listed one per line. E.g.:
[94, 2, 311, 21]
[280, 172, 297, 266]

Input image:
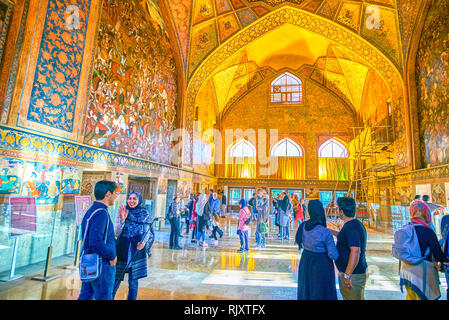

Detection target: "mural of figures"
[61, 166, 81, 194]
[84, 0, 178, 165]
[21, 162, 62, 205]
[395, 185, 414, 206]
[158, 178, 167, 194]
[0, 158, 24, 194]
[113, 172, 127, 194]
[416, 0, 449, 166]
[431, 183, 446, 205]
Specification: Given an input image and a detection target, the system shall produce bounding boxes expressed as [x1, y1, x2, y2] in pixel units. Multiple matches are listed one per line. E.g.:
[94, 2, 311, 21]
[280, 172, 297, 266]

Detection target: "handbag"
[260, 221, 268, 234]
[79, 208, 109, 282]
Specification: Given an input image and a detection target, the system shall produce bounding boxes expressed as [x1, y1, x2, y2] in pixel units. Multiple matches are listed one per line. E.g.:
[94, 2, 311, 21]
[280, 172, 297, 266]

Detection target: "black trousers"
[211, 226, 223, 240]
[169, 218, 180, 248]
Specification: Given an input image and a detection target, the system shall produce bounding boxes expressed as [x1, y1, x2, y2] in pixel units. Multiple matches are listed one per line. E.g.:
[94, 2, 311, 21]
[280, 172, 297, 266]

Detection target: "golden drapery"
[268, 157, 305, 180]
[225, 157, 256, 178]
[319, 158, 349, 180]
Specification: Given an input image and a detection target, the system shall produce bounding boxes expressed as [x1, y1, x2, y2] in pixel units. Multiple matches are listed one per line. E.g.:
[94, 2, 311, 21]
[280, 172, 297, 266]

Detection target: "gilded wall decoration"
[230, 0, 245, 9]
[251, 6, 270, 17]
[397, 0, 421, 59]
[416, 0, 449, 167]
[360, 70, 390, 126]
[303, 0, 324, 12]
[336, 2, 361, 32]
[84, 0, 177, 165]
[217, 13, 241, 42]
[236, 8, 258, 27]
[26, 0, 91, 132]
[317, 0, 340, 19]
[245, 0, 305, 6]
[369, 0, 395, 6]
[0, 0, 14, 63]
[361, 5, 402, 70]
[166, 0, 193, 70]
[192, 0, 215, 25]
[1, 0, 30, 124]
[215, 0, 233, 15]
[188, 19, 219, 77]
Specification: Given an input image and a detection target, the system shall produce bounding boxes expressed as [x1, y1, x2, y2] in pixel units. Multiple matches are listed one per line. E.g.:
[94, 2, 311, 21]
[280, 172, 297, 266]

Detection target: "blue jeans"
[112, 277, 139, 300]
[197, 231, 206, 242]
[238, 230, 249, 251]
[255, 219, 261, 245]
[78, 260, 116, 300]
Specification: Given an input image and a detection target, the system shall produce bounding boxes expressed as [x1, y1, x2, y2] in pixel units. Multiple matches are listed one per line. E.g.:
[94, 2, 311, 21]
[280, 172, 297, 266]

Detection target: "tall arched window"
[269, 138, 305, 180]
[226, 139, 256, 178]
[319, 139, 348, 158]
[271, 72, 303, 105]
[271, 138, 303, 157]
[318, 139, 349, 181]
[230, 139, 256, 158]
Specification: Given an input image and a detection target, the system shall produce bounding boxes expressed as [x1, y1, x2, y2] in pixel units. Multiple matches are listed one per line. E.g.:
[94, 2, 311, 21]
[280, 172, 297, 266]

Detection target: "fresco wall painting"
[84, 0, 178, 165]
[416, 0, 449, 167]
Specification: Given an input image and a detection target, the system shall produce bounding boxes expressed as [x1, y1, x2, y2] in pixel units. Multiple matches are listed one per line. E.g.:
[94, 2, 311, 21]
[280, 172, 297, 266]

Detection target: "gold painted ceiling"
[162, 0, 425, 80]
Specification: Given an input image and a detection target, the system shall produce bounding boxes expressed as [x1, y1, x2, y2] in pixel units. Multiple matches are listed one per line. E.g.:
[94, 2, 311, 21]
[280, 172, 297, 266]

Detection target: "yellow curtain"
[225, 157, 256, 178]
[268, 157, 305, 180]
[319, 158, 350, 180]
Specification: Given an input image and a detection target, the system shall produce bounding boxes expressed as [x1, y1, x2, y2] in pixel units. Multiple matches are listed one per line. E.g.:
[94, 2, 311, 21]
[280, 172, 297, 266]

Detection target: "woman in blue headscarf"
[113, 190, 152, 300]
[295, 199, 339, 300]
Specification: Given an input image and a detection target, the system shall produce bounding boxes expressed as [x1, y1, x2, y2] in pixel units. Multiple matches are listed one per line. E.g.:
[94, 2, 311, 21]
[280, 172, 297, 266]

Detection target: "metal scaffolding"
[348, 116, 396, 229]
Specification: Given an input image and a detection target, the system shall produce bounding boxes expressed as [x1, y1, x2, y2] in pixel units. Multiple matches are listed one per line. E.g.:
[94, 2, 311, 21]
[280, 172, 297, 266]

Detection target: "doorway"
[165, 180, 178, 225]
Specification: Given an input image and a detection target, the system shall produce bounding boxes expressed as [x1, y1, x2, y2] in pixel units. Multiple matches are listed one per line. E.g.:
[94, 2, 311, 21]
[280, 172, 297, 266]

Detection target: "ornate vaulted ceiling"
[161, 0, 424, 81]
[157, 0, 425, 170]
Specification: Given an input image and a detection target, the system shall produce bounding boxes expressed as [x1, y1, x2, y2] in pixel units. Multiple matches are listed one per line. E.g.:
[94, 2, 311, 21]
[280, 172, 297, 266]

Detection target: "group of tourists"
[75, 179, 449, 301]
[166, 189, 226, 249]
[295, 194, 449, 300]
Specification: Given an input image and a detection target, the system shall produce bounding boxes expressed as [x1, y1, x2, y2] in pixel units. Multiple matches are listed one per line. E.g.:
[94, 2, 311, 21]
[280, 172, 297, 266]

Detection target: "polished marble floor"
[0, 215, 447, 300]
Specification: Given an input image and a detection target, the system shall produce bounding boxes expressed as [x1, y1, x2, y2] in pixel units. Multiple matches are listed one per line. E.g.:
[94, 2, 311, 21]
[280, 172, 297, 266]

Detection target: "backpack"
[392, 223, 424, 265]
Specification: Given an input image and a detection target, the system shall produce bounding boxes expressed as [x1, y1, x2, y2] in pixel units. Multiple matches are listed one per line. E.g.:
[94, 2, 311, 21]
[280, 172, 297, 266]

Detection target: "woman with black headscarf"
[295, 199, 339, 300]
[277, 192, 291, 240]
[113, 190, 152, 300]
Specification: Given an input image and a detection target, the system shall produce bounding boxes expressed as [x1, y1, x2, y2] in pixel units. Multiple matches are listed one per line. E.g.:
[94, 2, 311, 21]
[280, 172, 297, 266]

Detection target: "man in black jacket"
[168, 194, 183, 250]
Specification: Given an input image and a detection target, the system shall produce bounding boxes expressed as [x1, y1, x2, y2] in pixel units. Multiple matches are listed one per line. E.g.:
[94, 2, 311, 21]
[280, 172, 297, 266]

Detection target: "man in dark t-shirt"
[331, 197, 368, 300]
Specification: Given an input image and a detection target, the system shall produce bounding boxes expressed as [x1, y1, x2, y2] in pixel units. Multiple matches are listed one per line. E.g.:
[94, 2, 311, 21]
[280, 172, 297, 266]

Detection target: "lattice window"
[271, 72, 303, 104]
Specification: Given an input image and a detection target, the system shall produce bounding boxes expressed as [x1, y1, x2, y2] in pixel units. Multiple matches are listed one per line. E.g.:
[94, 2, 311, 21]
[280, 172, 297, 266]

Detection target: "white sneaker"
[214, 240, 218, 245]
[203, 242, 208, 247]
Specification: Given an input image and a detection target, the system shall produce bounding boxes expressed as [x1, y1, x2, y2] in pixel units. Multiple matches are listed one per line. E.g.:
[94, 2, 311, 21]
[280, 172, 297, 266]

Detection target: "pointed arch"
[318, 138, 350, 180]
[271, 138, 304, 157]
[270, 72, 303, 104]
[229, 139, 256, 158]
[319, 138, 349, 158]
